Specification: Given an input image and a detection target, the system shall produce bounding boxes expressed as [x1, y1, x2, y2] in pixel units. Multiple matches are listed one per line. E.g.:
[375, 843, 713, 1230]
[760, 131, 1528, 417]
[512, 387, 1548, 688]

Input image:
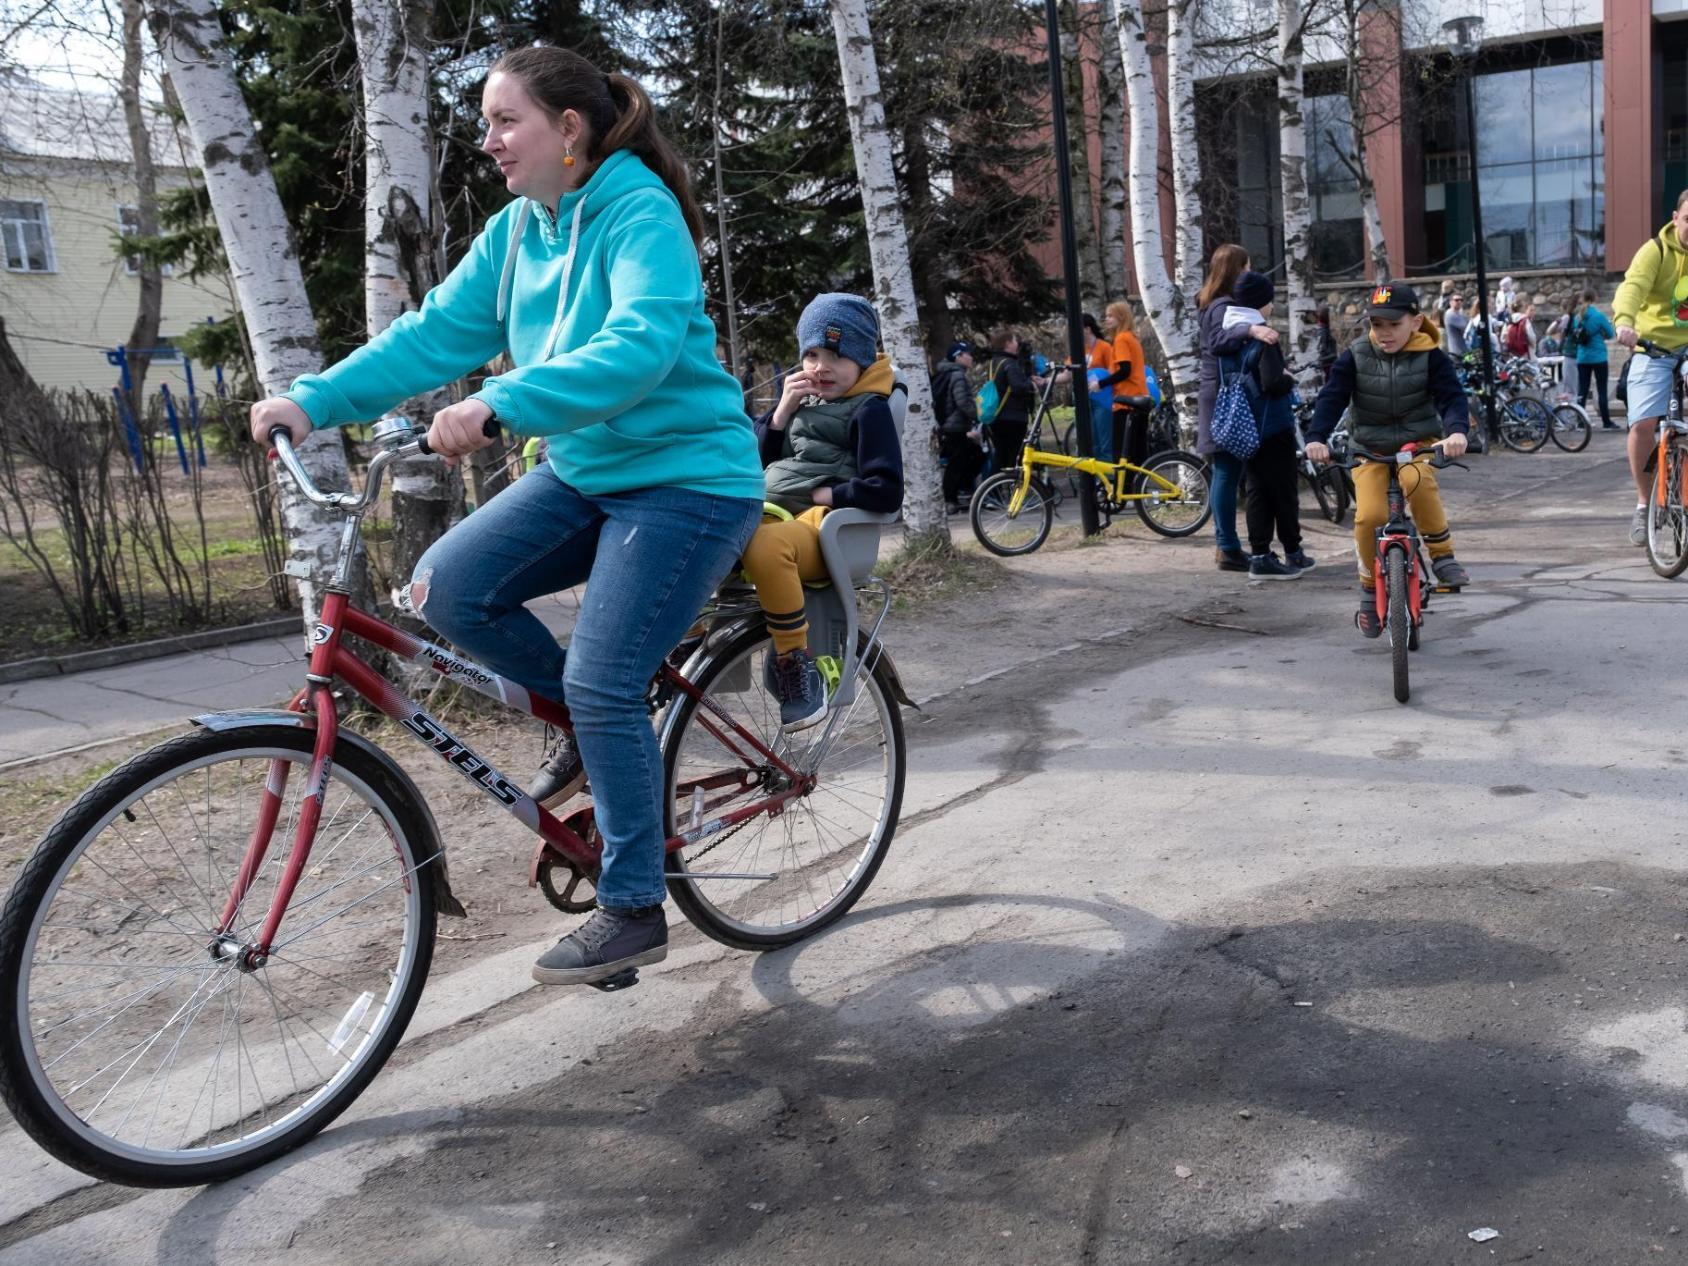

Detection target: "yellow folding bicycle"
[968, 380, 1211, 556]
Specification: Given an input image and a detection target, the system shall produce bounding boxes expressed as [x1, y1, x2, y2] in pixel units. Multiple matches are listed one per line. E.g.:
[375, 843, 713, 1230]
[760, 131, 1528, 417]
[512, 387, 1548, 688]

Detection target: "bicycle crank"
[529, 806, 602, 913]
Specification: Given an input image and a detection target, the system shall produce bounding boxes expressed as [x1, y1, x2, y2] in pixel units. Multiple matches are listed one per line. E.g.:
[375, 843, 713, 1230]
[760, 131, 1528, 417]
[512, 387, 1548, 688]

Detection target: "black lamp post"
[1445, 14, 1499, 446]
[1042, 0, 1101, 537]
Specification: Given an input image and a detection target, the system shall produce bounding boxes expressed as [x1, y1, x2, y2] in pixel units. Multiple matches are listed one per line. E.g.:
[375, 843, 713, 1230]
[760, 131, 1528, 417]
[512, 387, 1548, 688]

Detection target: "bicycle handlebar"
[1636, 338, 1688, 362]
[1316, 440, 1467, 473]
[268, 415, 500, 513]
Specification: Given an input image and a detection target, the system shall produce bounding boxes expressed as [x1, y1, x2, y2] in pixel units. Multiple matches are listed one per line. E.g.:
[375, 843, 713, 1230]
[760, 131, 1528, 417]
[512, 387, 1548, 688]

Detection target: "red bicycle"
[0, 418, 909, 1187]
[1329, 441, 1466, 704]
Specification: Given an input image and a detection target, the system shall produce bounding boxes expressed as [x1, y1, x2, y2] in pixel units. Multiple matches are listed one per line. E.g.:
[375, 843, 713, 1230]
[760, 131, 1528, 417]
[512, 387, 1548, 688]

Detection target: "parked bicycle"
[0, 417, 911, 1187]
[1323, 440, 1467, 704]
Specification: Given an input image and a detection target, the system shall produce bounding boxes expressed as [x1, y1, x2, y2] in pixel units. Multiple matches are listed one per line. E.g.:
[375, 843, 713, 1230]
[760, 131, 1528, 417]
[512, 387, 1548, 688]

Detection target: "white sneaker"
[1631, 506, 1648, 547]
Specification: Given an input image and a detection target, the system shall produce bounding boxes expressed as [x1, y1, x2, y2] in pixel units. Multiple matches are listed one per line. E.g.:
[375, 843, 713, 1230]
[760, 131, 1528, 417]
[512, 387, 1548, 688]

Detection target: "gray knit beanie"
[795, 293, 880, 369]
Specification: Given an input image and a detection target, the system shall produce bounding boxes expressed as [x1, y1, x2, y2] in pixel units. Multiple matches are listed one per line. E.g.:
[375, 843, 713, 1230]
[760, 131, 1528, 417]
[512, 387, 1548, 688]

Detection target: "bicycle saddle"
[1116, 395, 1156, 412]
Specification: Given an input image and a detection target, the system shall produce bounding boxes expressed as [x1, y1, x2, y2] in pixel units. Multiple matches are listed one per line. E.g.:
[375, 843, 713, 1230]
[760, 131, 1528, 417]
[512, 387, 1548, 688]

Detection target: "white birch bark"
[1165, 0, 1203, 300]
[1096, 0, 1129, 302]
[150, 0, 348, 627]
[352, 0, 456, 600]
[1115, 0, 1198, 413]
[1277, 0, 1317, 353]
[827, 0, 944, 544]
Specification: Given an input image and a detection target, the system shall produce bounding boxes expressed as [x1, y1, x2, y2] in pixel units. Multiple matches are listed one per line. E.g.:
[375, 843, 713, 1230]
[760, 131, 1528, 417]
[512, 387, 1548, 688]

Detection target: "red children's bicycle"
[1330, 441, 1466, 704]
[0, 418, 909, 1188]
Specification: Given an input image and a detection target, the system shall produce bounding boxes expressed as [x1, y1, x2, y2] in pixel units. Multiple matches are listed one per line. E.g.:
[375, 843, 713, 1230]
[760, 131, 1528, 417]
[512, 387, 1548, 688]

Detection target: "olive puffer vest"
[763, 393, 876, 512]
[1347, 337, 1443, 452]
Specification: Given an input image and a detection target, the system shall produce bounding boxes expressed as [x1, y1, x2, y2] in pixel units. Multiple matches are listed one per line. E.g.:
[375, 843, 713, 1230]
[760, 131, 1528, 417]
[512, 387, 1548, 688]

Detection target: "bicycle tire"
[970, 470, 1054, 556]
[1310, 466, 1347, 524]
[1387, 550, 1410, 703]
[0, 724, 439, 1187]
[1548, 402, 1592, 452]
[1134, 449, 1213, 537]
[1646, 441, 1688, 579]
[661, 623, 905, 950]
[1498, 397, 1551, 452]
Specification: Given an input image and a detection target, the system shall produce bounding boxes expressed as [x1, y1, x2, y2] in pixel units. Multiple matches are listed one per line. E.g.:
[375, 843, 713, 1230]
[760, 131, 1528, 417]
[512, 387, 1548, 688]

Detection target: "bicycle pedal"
[588, 967, 640, 992]
[1432, 583, 1462, 594]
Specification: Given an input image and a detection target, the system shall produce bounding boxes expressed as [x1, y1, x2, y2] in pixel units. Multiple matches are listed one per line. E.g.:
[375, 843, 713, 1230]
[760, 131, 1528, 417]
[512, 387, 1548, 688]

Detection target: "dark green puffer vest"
[1348, 337, 1443, 452]
[763, 394, 875, 513]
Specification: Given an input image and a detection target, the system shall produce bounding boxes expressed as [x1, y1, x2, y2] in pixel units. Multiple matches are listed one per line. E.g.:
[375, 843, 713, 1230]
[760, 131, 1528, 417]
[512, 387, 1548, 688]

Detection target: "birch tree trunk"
[150, 0, 347, 627]
[1165, 0, 1203, 299]
[1277, 0, 1317, 353]
[120, 0, 162, 414]
[1060, 0, 1105, 316]
[827, 0, 944, 546]
[352, 0, 459, 604]
[710, 0, 742, 380]
[1095, 0, 1129, 302]
[1115, 0, 1198, 412]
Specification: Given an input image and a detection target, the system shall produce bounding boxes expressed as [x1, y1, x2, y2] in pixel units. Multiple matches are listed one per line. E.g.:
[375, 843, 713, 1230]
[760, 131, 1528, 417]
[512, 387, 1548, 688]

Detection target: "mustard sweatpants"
[1352, 460, 1454, 586]
[741, 506, 829, 654]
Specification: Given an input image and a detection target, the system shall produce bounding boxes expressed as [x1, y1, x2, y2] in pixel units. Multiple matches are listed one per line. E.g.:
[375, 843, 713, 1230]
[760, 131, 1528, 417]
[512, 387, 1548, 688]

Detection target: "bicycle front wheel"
[1135, 449, 1212, 537]
[970, 470, 1054, 556]
[1498, 397, 1551, 452]
[661, 624, 905, 949]
[1387, 549, 1411, 703]
[0, 725, 439, 1187]
[1646, 440, 1688, 578]
[1549, 403, 1591, 452]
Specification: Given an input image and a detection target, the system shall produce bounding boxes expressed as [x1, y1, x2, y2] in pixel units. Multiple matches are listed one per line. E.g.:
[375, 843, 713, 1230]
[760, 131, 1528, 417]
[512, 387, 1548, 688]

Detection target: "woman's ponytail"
[597, 72, 706, 248]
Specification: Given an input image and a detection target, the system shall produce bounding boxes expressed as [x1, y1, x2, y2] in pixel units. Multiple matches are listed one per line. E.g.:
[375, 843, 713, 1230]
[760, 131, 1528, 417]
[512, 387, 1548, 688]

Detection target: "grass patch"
[875, 534, 1010, 611]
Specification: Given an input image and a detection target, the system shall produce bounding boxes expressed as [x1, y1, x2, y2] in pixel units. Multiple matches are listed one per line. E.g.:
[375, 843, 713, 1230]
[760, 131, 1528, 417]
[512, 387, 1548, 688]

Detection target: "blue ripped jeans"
[411, 465, 762, 910]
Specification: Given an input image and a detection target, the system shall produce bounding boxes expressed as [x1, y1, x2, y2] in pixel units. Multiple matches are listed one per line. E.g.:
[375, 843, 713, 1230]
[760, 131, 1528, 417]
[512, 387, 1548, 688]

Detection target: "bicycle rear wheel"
[0, 725, 439, 1187]
[1134, 449, 1212, 537]
[1309, 466, 1348, 524]
[1549, 403, 1591, 452]
[1646, 440, 1688, 578]
[970, 470, 1054, 556]
[661, 623, 905, 949]
[1498, 397, 1551, 452]
[1387, 550, 1411, 703]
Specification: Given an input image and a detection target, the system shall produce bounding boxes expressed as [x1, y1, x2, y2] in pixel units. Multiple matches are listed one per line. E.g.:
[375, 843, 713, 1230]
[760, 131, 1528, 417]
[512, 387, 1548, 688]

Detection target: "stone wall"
[1316, 268, 1618, 345]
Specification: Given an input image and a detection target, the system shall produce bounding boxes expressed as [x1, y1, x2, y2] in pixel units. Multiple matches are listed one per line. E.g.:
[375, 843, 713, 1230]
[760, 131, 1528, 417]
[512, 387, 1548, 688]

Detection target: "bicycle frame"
[1009, 446, 1187, 512]
[1371, 464, 1426, 630]
[221, 427, 817, 964]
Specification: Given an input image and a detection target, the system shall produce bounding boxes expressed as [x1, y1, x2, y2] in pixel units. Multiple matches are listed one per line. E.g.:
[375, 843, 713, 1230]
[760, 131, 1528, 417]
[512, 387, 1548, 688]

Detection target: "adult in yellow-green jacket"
[1613, 192, 1688, 544]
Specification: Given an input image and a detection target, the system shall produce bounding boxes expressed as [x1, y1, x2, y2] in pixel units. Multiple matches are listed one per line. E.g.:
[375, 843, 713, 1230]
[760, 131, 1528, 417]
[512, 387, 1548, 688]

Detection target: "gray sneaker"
[527, 727, 585, 809]
[1631, 506, 1649, 546]
[532, 906, 668, 985]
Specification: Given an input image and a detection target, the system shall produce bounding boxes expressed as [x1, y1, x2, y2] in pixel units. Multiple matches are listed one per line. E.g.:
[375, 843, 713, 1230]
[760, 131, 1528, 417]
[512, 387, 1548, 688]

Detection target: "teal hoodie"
[283, 149, 763, 501]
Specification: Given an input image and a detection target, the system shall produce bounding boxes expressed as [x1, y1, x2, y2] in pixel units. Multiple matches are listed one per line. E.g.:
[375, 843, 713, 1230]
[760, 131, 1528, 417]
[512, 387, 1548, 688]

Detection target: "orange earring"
[563, 146, 576, 168]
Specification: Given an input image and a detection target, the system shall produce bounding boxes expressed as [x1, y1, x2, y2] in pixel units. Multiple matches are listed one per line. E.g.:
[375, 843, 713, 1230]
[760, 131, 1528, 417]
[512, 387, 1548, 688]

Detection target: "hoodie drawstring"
[494, 196, 586, 362]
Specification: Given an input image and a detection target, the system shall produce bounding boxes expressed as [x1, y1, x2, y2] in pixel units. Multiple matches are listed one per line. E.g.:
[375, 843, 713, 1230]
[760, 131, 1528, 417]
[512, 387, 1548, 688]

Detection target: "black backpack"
[1564, 311, 1588, 351]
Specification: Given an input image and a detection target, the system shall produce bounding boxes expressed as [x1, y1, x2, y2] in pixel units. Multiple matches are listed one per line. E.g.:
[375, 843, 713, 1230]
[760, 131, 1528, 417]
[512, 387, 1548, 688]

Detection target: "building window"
[1233, 105, 1282, 281]
[2, 200, 55, 273]
[116, 205, 170, 277]
[1424, 57, 1604, 271]
[1305, 93, 1366, 279]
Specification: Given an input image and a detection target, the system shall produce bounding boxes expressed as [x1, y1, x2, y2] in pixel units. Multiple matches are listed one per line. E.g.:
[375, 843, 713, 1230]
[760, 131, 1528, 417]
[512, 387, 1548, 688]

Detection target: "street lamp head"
[1443, 15, 1484, 63]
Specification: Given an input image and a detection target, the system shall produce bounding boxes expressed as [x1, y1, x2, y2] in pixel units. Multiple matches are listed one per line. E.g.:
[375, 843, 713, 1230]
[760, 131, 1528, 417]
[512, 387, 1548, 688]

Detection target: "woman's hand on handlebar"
[1304, 440, 1331, 463]
[250, 398, 312, 447]
[1617, 326, 1640, 351]
[425, 399, 498, 466]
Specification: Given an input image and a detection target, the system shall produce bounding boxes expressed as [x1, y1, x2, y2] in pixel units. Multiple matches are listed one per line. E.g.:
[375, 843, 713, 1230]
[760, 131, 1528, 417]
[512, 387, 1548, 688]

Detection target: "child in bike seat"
[742, 294, 904, 731]
[1304, 281, 1471, 638]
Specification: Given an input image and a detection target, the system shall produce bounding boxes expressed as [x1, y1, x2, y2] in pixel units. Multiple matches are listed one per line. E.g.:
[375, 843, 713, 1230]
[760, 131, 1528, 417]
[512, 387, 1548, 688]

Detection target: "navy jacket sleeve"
[1308, 350, 1357, 442]
[997, 355, 1034, 405]
[1207, 309, 1256, 359]
[827, 396, 904, 513]
[752, 408, 787, 467]
[1425, 350, 1471, 436]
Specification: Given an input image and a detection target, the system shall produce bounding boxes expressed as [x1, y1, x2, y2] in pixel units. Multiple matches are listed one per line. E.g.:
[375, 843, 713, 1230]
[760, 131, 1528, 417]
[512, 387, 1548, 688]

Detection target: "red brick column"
[1359, 2, 1408, 279]
[1604, 1, 1658, 269]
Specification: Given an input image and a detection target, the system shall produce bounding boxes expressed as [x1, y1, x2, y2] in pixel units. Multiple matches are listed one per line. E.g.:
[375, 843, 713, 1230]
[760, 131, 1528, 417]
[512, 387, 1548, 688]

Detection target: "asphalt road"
[4, 433, 1687, 1264]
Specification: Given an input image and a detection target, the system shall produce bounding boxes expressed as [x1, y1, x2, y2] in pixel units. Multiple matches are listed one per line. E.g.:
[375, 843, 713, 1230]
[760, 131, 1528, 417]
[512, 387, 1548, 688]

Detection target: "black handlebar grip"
[417, 415, 501, 457]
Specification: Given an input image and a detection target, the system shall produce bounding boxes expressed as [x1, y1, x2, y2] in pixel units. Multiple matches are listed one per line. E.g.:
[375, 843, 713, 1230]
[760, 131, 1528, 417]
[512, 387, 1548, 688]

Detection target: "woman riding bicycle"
[247, 47, 764, 986]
